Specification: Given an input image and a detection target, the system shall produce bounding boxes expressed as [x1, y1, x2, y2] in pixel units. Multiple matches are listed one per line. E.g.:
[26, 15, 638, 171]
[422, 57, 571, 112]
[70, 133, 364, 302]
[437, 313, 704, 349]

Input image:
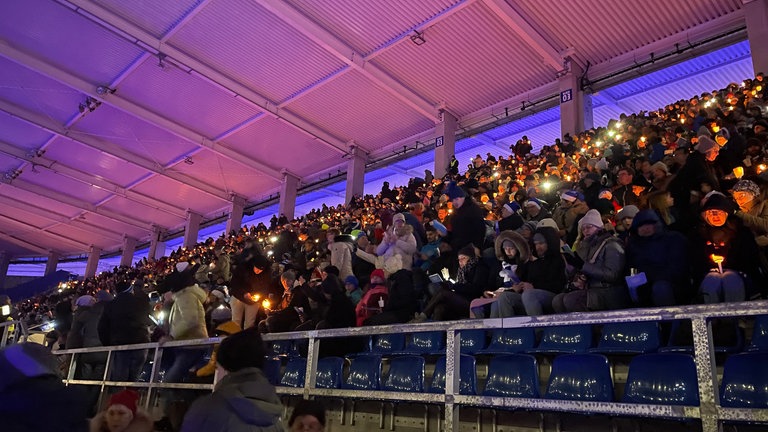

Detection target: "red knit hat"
[108, 389, 139, 415]
[370, 269, 386, 283]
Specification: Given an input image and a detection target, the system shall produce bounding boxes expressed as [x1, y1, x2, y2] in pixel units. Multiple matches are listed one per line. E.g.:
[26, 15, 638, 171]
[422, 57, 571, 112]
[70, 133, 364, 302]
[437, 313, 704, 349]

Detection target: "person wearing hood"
[90, 389, 153, 432]
[469, 230, 530, 318]
[625, 210, 692, 306]
[495, 227, 566, 316]
[690, 194, 764, 303]
[180, 328, 284, 432]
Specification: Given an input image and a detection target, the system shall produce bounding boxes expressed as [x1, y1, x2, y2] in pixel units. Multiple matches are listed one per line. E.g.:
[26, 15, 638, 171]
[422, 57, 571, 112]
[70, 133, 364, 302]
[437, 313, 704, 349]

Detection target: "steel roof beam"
[0, 140, 187, 219]
[0, 213, 91, 250]
[0, 98, 230, 202]
[61, 0, 350, 155]
[480, 0, 565, 71]
[0, 232, 54, 256]
[256, 0, 438, 122]
[0, 40, 284, 182]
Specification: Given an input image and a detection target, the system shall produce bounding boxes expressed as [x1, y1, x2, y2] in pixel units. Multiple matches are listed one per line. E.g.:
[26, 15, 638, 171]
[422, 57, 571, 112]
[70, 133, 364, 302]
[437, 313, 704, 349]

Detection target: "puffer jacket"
[169, 284, 209, 341]
[180, 368, 284, 432]
[376, 224, 417, 270]
[577, 231, 630, 311]
[328, 241, 354, 279]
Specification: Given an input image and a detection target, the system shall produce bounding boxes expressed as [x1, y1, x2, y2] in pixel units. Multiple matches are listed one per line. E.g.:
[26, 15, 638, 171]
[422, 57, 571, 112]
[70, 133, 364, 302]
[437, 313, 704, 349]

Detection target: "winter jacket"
[0, 375, 89, 432]
[355, 283, 388, 326]
[576, 231, 629, 311]
[98, 292, 151, 346]
[68, 303, 106, 363]
[229, 263, 274, 305]
[180, 368, 284, 432]
[518, 227, 566, 294]
[448, 198, 487, 251]
[735, 199, 768, 247]
[169, 285, 209, 341]
[376, 225, 417, 271]
[90, 409, 153, 432]
[328, 241, 354, 279]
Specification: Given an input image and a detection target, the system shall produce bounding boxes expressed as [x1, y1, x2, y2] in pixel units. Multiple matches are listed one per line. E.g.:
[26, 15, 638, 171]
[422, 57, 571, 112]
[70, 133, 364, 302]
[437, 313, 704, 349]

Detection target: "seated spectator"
[495, 227, 566, 316]
[691, 194, 764, 303]
[615, 204, 639, 244]
[355, 269, 388, 326]
[316, 275, 356, 330]
[496, 201, 524, 232]
[732, 179, 768, 247]
[364, 269, 417, 326]
[344, 275, 362, 305]
[523, 198, 551, 222]
[625, 210, 692, 306]
[356, 213, 417, 275]
[469, 230, 530, 318]
[613, 167, 639, 207]
[180, 328, 283, 432]
[90, 389, 152, 432]
[553, 210, 629, 312]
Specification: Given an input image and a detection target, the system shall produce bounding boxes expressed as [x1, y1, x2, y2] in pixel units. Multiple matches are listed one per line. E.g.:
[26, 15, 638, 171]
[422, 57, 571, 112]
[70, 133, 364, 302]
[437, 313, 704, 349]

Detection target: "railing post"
[691, 317, 719, 432]
[444, 329, 460, 432]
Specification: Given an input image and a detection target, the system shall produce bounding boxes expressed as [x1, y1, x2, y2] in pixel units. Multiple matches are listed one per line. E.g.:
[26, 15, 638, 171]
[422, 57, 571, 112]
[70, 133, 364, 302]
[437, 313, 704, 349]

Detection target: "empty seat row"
[270, 351, 768, 409]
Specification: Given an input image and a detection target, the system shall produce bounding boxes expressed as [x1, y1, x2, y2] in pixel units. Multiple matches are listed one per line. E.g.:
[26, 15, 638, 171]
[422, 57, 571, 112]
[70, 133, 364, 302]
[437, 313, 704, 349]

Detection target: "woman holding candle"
[691, 194, 764, 303]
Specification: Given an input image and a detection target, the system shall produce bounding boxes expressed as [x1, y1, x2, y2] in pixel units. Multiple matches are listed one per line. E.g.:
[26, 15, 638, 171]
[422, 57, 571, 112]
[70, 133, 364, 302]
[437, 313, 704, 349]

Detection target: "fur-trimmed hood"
[494, 230, 531, 263]
[90, 409, 153, 432]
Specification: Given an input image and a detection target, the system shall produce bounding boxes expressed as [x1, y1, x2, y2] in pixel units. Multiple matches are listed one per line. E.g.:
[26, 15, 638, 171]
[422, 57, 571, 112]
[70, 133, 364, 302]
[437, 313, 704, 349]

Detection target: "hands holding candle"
[710, 254, 724, 273]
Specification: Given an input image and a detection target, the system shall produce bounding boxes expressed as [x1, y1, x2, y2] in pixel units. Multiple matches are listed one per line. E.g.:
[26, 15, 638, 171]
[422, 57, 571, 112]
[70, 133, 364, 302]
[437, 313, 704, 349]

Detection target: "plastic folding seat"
[270, 340, 300, 358]
[589, 321, 661, 354]
[316, 356, 345, 389]
[370, 333, 406, 355]
[344, 354, 381, 390]
[476, 328, 536, 355]
[382, 355, 425, 392]
[660, 319, 744, 354]
[482, 354, 539, 398]
[279, 357, 307, 388]
[262, 356, 282, 386]
[746, 314, 768, 352]
[527, 325, 593, 354]
[544, 354, 613, 402]
[459, 329, 487, 354]
[396, 331, 445, 355]
[720, 352, 768, 408]
[428, 354, 477, 395]
[622, 354, 699, 406]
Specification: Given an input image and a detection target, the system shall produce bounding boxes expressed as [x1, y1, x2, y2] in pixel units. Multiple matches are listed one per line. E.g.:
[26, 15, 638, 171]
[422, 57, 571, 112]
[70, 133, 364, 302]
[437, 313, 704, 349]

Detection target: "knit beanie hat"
[503, 201, 521, 213]
[443, 182, 466, 200]
[108, 389, 139, 416]
[0, 343, 59, 391]
[616, 205, 640, 220]
[370, 269, 386, 283]
[732, 179, 760, 198]
[579, 209, 603, 229]
[696, 136, 719, 157]
[344, 275, 359, 289]
[537, 218, 559, 231]
[75, 295, 96, 307]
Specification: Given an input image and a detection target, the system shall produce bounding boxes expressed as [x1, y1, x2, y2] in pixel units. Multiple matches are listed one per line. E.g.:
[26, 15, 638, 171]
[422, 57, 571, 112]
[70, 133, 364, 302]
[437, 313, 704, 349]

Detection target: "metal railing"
[0, 318, 27, 348]
[50, 301, 768, 432]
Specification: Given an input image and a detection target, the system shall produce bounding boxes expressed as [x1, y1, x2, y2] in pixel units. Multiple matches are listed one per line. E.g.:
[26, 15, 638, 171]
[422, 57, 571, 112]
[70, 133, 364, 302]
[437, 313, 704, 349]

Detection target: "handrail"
[0, 319, 27, 348]
[51, 301, 768, 432]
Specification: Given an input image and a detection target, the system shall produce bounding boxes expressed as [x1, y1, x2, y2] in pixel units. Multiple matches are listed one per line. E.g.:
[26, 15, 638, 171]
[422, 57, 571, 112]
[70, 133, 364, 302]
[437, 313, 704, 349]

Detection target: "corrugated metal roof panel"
[373, 2, 554, 117]
[21, 170, 113, 205]
[284, 70, 435, 153]
[99, 196, 185, 229]
[0, 0, 143, 84]
[0, 113, 53, 149]
[117, 58, 263, 138]
[0, 59, 82, 125]
[92, 0, 207, 39]
[168, 0, 345, 102]
[285, 0, 463, 55]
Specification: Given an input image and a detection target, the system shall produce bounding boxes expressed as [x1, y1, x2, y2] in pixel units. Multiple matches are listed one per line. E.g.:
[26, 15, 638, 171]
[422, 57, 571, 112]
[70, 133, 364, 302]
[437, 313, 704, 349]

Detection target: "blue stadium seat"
[589, 321, 661, 354]
[270, 340, 300, 358]
[371, 333, 406, 354]
[344, 354, 381, 390]
[476, 328, 537, 355]
[317, 356, 345, 389]
[482, 354, 539, 398]
[720, 352, 768, 408]
[622, 354, 699, 406]
[660, 319, 744, 354]
[544, 354, 613, 402]
[459, 329, 487, 354]
[383, 355, 425, 392]
[279, 357, 306, 388]
[396, 331, 445, 355]
[428, 354, 477, 395]
[746, 315, 768, 352]
[528, 325, 593, 354]
[262, 356, 282, 386]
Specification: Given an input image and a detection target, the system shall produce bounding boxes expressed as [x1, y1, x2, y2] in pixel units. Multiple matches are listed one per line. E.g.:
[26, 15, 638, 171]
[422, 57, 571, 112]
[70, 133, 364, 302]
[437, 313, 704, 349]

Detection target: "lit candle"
[733, 167, 744, 178]
[262, 299, 271, 310]
[710, 254, 724, 274]
[759, 164, 767, 174]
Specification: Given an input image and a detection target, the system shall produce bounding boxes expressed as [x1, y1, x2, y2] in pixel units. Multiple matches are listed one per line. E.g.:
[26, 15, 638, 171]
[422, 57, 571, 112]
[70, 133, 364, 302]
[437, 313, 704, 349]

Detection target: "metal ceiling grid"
[116, 57, 264, 140]
[221, 116, 342, 178]
[285, 0, 463, 56]
[0, 59, 82, 125]
[167, 0, 346, 103]
[91, 0, 208, 39]
[18, 169, 113, 204]
[0, 112, 55, 149]
[283, 70, 436, 154]
[0, 0, 144, 85]
[512, 0, 743, 66]
[71, 106, 200, 167]
[372, 2, 554, 117]
[129, 175, 225, 212]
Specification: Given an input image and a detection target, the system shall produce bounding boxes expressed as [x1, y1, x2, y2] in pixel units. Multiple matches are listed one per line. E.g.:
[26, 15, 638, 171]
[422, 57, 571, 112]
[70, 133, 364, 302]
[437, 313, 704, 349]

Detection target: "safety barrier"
[0, 318, 26, 348]
[50, 301, 768, 432]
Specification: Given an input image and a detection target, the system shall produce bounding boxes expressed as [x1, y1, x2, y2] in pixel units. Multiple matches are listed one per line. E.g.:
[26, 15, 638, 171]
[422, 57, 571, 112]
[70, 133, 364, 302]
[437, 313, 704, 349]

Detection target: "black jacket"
[448, 198, 487, 251]
[97, 292, 151, 346]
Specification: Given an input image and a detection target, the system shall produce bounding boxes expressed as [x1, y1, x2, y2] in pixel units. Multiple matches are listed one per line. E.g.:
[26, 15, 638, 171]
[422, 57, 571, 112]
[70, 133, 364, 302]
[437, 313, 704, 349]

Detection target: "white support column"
[84, 246, 101, 278]
[278, 171, 300, 221]
[0, 252, 9, 290]
[744, 0, 768, 75]
[120, 236, 137, 267]
[149, 225, 166, 260]
[184, 211, 203, 249]
[225, 194, 246, 235]
[45, 252, 59, 276]
[559, 61, 594, 138]
[434, 109, 457, 179]
[345, 143, 367, 205]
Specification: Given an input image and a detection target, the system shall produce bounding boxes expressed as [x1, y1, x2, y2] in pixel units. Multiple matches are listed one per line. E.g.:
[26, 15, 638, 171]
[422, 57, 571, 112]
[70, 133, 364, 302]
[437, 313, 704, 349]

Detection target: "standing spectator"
[326, 229, 354, 280]
[613, 167, 639, 207]
[180, 328, 283, 432]
[98, 280, 151, 382]
[444, 182, 487, 252]
[229, 254, 272, 329]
